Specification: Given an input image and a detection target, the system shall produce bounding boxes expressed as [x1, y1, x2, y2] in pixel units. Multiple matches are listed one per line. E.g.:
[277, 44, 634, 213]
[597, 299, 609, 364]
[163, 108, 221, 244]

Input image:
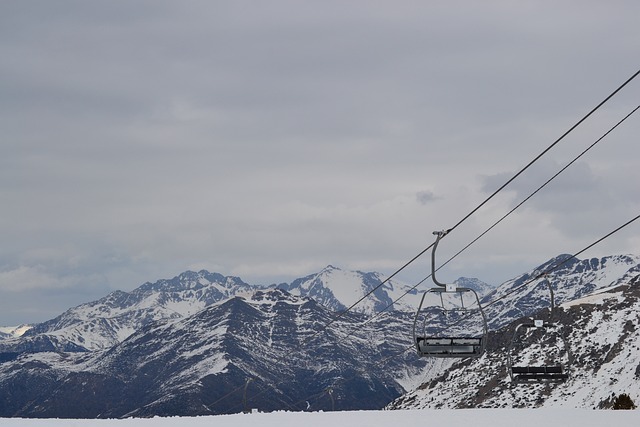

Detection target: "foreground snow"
[3, 409, 640, 427]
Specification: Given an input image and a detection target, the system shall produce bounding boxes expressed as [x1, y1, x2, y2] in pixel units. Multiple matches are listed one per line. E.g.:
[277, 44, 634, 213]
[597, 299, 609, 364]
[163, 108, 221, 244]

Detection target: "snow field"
[3, 409, 640, 427]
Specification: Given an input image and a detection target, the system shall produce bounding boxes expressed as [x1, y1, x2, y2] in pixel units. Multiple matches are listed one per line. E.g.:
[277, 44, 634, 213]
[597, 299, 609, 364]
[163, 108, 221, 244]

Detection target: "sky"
[1, 1, 640, 325]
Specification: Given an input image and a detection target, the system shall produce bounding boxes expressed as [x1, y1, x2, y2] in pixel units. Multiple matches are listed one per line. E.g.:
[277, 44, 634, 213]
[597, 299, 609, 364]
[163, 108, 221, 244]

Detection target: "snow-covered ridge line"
[0, 325, 32, 338]
[480, 253, 640, 331]
[2, 254, 636, 352]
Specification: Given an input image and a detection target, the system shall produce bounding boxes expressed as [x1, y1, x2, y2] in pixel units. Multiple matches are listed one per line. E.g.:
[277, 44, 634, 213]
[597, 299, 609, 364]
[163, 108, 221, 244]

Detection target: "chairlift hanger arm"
[532, 277, 555, 324]
[431, 229, 451, 288]
[545, 277, 555, 323]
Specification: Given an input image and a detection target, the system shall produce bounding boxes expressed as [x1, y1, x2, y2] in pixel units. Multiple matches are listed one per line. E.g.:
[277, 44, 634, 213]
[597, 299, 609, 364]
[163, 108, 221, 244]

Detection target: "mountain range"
[1, 254, 639, 417]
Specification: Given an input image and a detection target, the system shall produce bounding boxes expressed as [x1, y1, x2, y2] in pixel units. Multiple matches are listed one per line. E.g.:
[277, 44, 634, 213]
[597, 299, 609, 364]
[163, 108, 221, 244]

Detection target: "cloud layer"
[1, 1, 640, 324]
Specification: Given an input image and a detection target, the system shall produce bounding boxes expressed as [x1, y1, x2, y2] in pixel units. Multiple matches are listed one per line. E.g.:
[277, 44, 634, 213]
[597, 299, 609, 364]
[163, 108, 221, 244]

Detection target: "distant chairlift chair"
[506, 279, 569, 383]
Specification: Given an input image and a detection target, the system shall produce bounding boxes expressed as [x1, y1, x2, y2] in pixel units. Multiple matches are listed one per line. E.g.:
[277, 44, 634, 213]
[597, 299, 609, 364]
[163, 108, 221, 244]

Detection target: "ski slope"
[3, 409, 640, 427]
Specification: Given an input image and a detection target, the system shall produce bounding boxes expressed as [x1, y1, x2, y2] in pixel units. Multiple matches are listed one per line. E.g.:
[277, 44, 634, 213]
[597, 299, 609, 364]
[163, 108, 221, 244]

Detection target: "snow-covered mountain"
[0, 265, 491, 354]
[481, 254, 640, 330]
[455, 276, 495, 298]
[1, 254, 640, 417]
[0, 288, 419, 418]
[1, 271, 258, 351]
[278, 265, 492, 315]
[389, 265, 640, 410]
[278, 265, 419, 314]
[0, 326, 31, 340]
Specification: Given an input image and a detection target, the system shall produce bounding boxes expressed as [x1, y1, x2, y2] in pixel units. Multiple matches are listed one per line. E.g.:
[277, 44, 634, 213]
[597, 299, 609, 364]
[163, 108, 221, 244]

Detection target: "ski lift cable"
[286, 344, 416, 413]
[291, 335, 447, 411]
[211, 77, 640, 414]
[237, 199, 640, 415]
[445, 68, 640, 236]
[355, 103, 640, 329]
[290, 387, 338, 411]
[311, 68, 640, 337]
[220, 340, 378, 414]
[300, 101, 640, 404]
[204, 382, 248, 413]
[220, 372, 308, 415]
[242, 212, 640, 413]
[299, 204, 637, 402]
[244, 332, 427, 413]
[318, 213, 634, 403]
[438, 211, 640, 335]
[211, 311, 381, 414]
[482, 212, 640, 311]
[229, 369, 347, 414]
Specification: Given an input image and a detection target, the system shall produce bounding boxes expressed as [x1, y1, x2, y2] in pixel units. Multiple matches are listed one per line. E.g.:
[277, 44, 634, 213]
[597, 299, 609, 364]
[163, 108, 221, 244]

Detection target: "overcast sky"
[1, 1, 640, 325]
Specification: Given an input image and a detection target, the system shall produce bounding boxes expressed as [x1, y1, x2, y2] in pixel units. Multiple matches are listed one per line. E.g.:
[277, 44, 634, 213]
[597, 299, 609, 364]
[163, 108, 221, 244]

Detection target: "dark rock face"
[0, 290, 413, 417]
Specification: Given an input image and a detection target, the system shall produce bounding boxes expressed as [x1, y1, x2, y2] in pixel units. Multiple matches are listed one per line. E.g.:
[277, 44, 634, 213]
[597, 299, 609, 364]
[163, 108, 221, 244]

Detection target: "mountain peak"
[320, 264, 340, 273]
[482, 253, 640, 331]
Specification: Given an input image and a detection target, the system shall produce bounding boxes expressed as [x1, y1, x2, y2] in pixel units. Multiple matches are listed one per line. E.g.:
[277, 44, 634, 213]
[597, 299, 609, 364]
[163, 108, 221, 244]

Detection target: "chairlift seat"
[416, 336, 483, 357]
[511, 365, 568, 382]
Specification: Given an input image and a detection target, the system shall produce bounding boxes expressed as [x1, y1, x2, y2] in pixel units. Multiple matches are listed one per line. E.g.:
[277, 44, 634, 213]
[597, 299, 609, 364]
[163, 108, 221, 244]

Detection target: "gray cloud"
[416, 191, 439, 205]
[1, 1, 640, 325]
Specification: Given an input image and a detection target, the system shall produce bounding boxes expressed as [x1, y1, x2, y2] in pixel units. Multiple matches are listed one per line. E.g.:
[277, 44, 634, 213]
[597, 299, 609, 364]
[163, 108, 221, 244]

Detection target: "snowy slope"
[390, 272, 640, 410]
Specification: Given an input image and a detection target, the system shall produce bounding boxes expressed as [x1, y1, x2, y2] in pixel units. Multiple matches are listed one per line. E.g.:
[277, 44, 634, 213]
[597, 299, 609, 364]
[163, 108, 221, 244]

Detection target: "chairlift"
[506, 279, 569, 383]
[413, 230, 488, 358]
